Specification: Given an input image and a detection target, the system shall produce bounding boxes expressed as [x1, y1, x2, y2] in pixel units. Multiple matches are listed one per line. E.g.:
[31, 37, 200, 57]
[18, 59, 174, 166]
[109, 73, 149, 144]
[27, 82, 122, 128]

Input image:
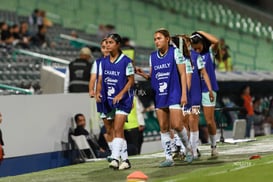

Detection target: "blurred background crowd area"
[1, 0, 273, 137]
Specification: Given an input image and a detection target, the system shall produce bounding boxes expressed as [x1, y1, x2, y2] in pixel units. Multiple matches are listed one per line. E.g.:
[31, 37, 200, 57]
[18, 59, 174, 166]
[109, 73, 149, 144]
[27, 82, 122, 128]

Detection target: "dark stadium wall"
[0, 151, 71, 177]
[258, 0, 273, 14]
[217, 81, 273, 101]
[237, 0, 273, 15]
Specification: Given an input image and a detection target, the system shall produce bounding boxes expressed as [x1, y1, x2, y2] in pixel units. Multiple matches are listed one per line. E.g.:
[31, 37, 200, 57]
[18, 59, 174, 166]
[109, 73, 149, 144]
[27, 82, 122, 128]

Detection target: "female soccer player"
[89, 38, 114, 154]
[172, 35, 214, 159]
[96, 33, 134, 170]
[190, 31, 219, 157]
[136, 28, 192, 167]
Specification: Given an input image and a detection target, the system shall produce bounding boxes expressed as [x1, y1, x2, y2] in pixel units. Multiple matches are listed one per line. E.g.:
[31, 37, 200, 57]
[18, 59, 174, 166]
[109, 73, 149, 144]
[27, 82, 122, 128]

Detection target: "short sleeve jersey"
[99, 54, 134, 113]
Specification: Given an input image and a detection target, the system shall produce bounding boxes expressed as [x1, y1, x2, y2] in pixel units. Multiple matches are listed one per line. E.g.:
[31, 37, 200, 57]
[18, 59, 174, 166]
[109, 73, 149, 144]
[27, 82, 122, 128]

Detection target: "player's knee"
[206, 119, 215, 126]
[192, 106, 200, 114]
[172, 125, 183, 132]
[160, 128, 169, 133]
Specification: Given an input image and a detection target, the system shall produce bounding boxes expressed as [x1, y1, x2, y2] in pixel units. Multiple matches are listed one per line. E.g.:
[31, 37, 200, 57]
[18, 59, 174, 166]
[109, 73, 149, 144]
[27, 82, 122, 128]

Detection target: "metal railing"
[59, 34, 100, 48]
[0, 84, 33, 95]
[13, 49, 70, 65]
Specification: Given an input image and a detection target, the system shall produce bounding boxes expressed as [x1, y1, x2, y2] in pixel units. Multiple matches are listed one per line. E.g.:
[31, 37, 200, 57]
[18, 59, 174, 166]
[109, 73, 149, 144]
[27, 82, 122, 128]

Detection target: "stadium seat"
[0, 0, 272, 77]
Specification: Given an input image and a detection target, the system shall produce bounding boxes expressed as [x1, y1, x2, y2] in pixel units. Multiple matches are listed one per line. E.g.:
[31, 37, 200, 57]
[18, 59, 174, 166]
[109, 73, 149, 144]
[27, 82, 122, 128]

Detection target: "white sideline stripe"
[206, 170, 228, 176]
[131, 138, 273, 160]
[130, 153, 165, 159]
[265, 160, 273, 164]
[85, 158, 106, 162]
[230, 165, 253, 172]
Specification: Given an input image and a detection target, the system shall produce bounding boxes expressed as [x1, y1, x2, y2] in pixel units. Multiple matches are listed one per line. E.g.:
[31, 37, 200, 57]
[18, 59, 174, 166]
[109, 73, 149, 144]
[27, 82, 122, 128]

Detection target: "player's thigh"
[203, 106, 215, 124]
[114, 114, 127, 134]
[169, 108, 183, 131]
[156, 108, 170, 132]
[103, 118, 114, 134]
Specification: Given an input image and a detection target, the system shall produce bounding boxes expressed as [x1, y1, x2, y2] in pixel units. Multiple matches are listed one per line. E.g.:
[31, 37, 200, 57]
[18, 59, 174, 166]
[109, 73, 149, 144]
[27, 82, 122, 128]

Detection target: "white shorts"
[169, 104, 182, 110]
[156, 104, 181, 110]
[100, 109, 129, 119]
[116, 109, 129, 115]
[202, 91, 217, 107]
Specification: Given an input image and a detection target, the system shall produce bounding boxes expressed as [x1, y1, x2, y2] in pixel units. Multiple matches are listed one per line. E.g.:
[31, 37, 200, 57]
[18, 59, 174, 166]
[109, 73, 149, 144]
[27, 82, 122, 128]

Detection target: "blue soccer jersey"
[200, 49, 219, 92]
[188, 50, 204, 107]
[150, 46, 184, 108]
[99, 54, 134, 113]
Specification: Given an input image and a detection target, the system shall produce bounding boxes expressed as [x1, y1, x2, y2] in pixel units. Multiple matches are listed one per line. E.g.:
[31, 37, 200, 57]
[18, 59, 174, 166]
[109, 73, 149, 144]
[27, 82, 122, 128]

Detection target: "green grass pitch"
[1, 136, 273, 182]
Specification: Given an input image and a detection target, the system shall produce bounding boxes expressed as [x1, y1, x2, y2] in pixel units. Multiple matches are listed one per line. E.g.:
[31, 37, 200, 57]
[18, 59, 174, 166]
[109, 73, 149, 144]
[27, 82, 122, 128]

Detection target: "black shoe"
[197, 148, 201, 158]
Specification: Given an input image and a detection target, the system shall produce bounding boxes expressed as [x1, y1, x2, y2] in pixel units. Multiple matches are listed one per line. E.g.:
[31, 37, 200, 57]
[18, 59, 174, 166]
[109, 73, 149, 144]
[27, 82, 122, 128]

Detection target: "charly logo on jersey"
[154, 63, 170, 70]
[104, 77, 118, 85]
[159, 82, 167, 94]
[107, 86, 115, 96]
[155, 72, 170, 80]
[104, 70, 120, 76]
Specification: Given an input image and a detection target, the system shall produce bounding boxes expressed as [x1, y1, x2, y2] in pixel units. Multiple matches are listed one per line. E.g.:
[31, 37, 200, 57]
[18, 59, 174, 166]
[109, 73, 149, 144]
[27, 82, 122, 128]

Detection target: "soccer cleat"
[191, 149, 201, 161]
[180, 152, 186, 160]
[193, 155, 201, 161]
[211, 146, 218, 157]
[118, 159, 131, 170]
[159, 159, 174, 167]
[184, 148, 193, 163]
[172, 150, 180, 160]
[197, 148, 201, 158]
[106, 156, 112, 162]
[109, 159, 119, 170]
[173, 151, 185, 161]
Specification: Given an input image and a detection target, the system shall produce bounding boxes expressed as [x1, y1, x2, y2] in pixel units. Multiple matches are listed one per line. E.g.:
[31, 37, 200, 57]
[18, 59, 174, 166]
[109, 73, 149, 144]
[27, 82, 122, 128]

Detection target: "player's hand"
[181, 34, 190, 41]
[209, 90, 214, 102]
[135, 66, 144, 75]
[135, 67, 150, 80]
[113, 93, 123, 105]
[89, 90, 95, 98]
[181, 94, 187, 106]
[96, 93, 102, 103]
[99, 148, 105, 152]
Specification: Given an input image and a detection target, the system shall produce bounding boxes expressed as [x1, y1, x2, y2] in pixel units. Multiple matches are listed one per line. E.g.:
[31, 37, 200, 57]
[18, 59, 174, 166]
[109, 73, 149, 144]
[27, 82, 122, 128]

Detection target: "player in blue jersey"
[136, 28, 193, 167]
[96, 33, 134, 170]
[89, 38, 114, 155]
[190, 31, 219, 157]
[172, 35, 214, 160]
[89, 38, 108, 97]
[169, 36, 192, 160]
[188, 48, 215, 159]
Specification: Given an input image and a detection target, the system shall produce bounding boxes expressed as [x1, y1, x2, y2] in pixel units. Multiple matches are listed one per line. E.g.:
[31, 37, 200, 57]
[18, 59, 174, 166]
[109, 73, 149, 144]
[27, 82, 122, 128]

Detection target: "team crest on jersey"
[107, 86, 115, 96]
[159, 82, 167, 94]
